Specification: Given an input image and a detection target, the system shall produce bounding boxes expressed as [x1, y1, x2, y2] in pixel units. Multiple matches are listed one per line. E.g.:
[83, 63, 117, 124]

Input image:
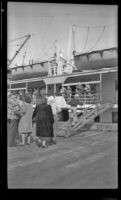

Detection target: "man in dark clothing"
[32, 97, 55, 148]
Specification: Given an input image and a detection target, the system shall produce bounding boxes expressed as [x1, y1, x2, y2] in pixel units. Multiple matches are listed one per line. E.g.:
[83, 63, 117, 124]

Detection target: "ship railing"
[64, 91, 101, 104]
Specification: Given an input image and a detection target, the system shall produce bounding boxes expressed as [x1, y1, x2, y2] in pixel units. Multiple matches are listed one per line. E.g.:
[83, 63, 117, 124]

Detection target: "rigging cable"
[39, 18, 62, 58]
[12, 36, 30, 66]
[38, 27, 64, 61]
[87, 26, 106, 52]
[38, 16, 56, 56]
[22, 38, 30, 65]
[39, 39, 54, 56]
[74, 23, 116, 29]
[8, 34, 29, 43]
[81, 26, 90, 52]
[39, 40, 56, 60]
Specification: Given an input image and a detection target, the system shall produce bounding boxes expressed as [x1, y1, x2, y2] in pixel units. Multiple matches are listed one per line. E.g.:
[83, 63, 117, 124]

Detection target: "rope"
[21, 37, 30, 65]
[74, 23, 116, 29]
[39, 40, 56, 60]
[87, 26, 106, 52]
[82, 27, 90, 52]
[39, 21, 63, 59]
[8, 34, 29, 43]
[39, 39, 54, 56]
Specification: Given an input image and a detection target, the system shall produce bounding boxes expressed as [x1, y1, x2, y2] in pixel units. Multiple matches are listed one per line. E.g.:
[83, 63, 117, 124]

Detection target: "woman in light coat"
[18, 95, 33, 145]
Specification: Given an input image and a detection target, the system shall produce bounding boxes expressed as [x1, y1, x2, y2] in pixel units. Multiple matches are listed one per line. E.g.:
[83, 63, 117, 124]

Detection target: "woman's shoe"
[37, 139, 42, 147]
[42, 141, 47, 148]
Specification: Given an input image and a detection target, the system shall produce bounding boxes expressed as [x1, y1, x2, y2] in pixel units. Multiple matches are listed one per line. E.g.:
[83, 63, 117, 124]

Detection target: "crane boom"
[8, 34, 31, 67]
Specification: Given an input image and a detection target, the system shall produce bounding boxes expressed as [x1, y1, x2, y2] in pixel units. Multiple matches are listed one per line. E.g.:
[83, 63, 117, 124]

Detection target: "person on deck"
[60, 86, 66, 98]
[66, 86, 72, 102]
[32, 96, 55, 148]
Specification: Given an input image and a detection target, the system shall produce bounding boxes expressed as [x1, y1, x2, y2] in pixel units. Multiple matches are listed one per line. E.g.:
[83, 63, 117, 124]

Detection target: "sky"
[7, 2, 118, 67]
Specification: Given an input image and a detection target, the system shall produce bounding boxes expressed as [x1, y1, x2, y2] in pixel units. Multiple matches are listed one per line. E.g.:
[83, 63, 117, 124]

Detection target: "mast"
[72, 25, 76, 58]
[54, 40, 58, 75]
[67, 25, 72, 63]
[8, 34, 31, 68]
[54, 40, 59, 60]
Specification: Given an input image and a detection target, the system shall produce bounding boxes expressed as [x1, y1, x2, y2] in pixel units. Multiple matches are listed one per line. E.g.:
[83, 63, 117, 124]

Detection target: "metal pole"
[46, 84, 48, 97]
[67, 25, 72, 63]
[72, 25, 76, 57]
[54, 84, 56, 97]
[26, 82, 28, 93]
[100, 73, 102, 102]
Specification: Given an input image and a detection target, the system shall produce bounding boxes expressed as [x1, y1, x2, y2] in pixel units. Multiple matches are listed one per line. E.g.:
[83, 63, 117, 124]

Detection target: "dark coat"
[32, 103, 54, 137]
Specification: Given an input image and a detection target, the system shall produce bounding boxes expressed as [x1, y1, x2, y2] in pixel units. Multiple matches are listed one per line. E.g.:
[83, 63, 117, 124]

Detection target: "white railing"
[72, 102, 114, 131]
[65, 92, 101, 104]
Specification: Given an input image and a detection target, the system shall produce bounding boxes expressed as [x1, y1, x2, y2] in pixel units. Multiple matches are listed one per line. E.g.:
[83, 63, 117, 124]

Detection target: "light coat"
[18, 102, 33, 133]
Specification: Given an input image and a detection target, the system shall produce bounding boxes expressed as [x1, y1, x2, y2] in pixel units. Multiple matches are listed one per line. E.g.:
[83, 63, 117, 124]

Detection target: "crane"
[8, 34, 31, 68]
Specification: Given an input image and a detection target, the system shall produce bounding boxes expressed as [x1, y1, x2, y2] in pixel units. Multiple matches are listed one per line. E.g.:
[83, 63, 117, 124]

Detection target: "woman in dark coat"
[32, 97, 55, 148]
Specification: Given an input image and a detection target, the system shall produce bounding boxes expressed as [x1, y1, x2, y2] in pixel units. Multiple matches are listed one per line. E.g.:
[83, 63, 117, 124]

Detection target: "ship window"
[112, 111, 118, 123]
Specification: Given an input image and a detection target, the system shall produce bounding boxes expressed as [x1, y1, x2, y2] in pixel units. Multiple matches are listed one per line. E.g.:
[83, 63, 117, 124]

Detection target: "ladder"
[72, 103, 114, 132]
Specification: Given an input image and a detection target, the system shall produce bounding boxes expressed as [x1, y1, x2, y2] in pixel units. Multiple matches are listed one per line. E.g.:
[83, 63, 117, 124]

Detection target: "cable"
[22, 38, 30, 65]
[38, 16, 56, 55]
[39, 40, 56, 60]
[74, 23, 116, 29]
[39, 40, 55, 59]
[82, 27, 90, 52]
[8, 43, 21, 47]
[87, 26, 106, 52]
[39, 39, 54, 56]
[37, 27, 63, 61]
[8, 34, 29, 43]
[39, 18, 63, 57]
